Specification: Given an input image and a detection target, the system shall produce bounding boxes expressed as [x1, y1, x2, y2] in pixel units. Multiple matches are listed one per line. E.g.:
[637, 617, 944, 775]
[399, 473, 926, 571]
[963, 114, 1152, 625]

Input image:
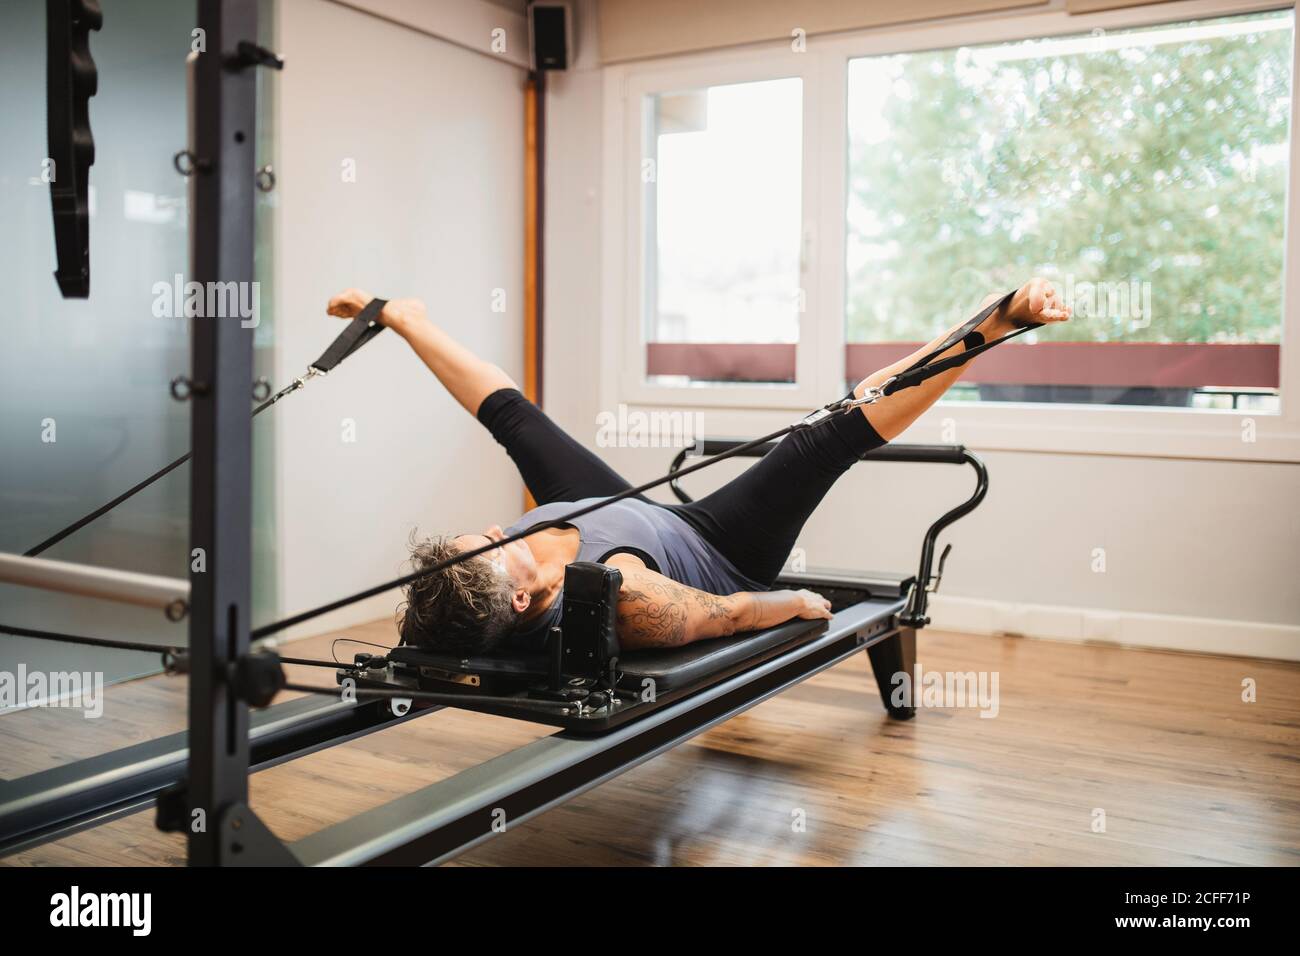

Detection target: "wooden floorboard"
[2, 621, 1297, 866]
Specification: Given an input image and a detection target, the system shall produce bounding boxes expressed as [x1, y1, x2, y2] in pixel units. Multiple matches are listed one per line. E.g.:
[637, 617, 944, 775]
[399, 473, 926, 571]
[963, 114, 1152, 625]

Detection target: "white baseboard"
[929, 595, 1300, 662]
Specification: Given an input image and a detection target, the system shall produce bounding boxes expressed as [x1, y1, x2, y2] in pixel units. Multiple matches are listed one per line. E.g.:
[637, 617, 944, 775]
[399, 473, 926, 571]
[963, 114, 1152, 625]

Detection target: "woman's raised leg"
[858, 278, 1070, 440]
[671, 279, 1070, 586]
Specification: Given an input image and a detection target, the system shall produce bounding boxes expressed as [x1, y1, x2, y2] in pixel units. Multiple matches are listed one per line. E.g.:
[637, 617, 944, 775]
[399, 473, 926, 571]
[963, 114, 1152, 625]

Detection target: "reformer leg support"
[867, 627, 917, 720]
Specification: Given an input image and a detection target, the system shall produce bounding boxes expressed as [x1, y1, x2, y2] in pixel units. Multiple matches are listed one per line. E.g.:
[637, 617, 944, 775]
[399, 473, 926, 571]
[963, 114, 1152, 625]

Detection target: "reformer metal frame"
[293, 596, 911, 866]
[0, 0, 991, 866]
[0, 432, 986, 861]
[0, 695, 408, 856]
[670, 440, 990, 627]
[0, 576, 913, 861]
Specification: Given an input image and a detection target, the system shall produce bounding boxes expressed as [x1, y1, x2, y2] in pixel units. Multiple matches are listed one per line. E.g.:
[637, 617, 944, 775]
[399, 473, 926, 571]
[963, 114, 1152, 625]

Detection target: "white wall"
[271, 0, 526, 638]
[542, 0, 1300, 660]
[263, 0, 1300, 658]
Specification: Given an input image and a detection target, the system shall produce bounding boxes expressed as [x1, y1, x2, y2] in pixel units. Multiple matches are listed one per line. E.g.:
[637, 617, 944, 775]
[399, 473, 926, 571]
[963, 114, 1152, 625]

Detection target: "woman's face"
[451, 525, 538, 591]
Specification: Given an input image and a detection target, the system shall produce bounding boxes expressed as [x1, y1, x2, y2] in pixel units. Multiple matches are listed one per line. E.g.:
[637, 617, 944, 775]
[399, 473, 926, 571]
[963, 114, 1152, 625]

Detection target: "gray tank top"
[502, 497, 762, 651]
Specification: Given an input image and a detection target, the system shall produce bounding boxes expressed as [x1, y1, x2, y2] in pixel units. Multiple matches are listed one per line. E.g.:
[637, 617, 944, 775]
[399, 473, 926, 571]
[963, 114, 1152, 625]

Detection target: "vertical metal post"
[187, 0, 259, 867]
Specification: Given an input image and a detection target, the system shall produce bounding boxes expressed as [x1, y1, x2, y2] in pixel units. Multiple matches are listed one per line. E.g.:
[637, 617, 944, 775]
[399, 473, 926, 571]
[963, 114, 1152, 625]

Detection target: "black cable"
[0, 622, 182, 655]
[0, 625, 599, 715]
[250, 290, 1037, 640]
[0, 623, 376, 674]
[278, 654, 360, 670]
[21, 299, 388, 559]
[23, 452, 193, 557]
[883, 323, 1038, 395]
[331, 637, 395, 664]
[11, 294, 1028, 656]
[251, 418, 808, 640]
[880, 289, 1036, 395]
[22, 378, 306, 559]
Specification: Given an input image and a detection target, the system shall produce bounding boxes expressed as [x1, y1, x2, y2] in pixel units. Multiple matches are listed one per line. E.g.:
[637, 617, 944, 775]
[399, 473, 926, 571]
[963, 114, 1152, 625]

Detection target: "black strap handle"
[310, 298, 388, 373]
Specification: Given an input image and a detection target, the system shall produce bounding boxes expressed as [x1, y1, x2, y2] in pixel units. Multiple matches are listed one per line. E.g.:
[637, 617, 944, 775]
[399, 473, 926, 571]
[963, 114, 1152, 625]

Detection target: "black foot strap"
[881, 290, 1041, 396]
[46, 0, 103, 298]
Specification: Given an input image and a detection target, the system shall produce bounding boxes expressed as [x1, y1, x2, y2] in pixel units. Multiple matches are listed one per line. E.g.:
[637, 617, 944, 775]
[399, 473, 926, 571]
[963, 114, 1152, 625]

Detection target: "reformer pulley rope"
[0, 622, 183, 656]
[0, 299, 388, 657]
[0, 626, 373, 673]
[21, 298, 389, 558]
[3, 291, 1037, 661]
[249, 290, 1034, 641]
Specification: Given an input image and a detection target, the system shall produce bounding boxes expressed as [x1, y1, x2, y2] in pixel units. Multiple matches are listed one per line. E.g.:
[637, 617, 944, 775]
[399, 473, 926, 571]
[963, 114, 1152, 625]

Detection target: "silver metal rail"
[0, 552, 189, 615]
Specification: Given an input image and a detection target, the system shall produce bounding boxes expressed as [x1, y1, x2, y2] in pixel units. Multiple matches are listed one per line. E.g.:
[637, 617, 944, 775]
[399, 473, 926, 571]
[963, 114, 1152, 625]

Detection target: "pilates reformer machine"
[0, 0, 1022, 867]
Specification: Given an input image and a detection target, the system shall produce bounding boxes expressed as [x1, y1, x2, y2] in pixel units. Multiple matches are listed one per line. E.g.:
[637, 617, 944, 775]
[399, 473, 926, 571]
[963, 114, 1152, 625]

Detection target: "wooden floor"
[2, 621, 1298, 866]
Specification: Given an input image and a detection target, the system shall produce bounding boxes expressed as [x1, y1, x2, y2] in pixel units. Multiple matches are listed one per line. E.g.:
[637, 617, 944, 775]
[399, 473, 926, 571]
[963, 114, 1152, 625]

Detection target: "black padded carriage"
[369, 569, 911, 732]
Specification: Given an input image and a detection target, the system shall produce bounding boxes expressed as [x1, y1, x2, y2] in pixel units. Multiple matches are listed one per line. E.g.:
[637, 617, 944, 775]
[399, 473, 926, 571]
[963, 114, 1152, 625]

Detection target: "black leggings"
[476, 389, 887, 588]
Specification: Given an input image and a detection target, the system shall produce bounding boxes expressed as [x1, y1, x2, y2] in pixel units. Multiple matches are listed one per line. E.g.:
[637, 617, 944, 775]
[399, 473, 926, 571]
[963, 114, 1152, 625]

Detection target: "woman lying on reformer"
[325, 279, 1069, 653]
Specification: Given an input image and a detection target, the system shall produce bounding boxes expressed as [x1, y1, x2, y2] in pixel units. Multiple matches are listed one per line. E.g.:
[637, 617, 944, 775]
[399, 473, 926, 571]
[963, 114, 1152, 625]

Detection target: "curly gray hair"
[397, 535, 520, 655]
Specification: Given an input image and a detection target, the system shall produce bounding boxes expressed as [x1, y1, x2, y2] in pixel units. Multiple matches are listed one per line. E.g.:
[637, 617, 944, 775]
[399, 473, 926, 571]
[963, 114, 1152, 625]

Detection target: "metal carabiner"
[291, 366, 326, 392]
[799, 382, 889, 428]
[839, 376, 896, 410]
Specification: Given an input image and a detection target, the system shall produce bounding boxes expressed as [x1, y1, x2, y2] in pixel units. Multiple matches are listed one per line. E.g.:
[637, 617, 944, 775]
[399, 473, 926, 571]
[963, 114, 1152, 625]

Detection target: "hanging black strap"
[309, 298, 387, 373]
[880, 290, 1040, 396]
[46, 0, 103, 298]
[23, 298, 390, 557]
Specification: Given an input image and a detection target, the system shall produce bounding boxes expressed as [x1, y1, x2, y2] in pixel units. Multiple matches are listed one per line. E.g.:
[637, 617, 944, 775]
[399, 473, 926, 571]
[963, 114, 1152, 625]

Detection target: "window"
[642, 77, 804, 387]
[846, 9, 1293, 410]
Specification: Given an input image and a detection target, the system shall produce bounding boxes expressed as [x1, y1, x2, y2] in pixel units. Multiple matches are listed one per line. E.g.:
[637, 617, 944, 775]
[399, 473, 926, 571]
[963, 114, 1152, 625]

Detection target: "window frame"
[600, 0, 1300, 462]
[612, 55, 832, 409]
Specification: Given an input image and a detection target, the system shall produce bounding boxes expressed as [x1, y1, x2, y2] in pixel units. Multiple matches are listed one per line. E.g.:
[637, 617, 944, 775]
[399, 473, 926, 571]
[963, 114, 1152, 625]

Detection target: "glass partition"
[0, 0, 277, 778]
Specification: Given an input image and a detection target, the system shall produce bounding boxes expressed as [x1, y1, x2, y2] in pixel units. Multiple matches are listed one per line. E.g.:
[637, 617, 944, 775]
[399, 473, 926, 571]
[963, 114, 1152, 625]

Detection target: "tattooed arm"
[605, 554, 832, 650]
